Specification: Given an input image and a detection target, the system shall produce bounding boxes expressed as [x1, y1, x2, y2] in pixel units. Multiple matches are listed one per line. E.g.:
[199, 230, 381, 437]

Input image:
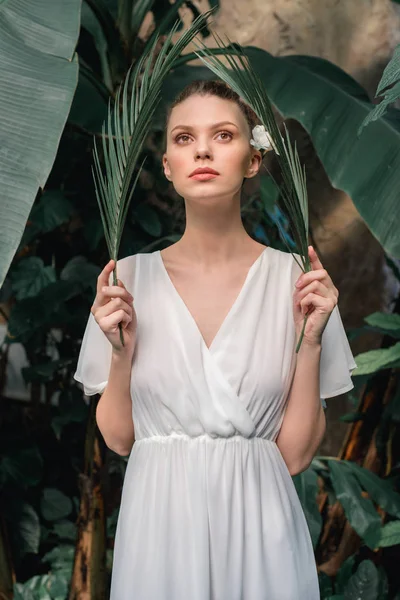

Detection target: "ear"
[162, 153, 172, 181]
[244, 149, 262, 179]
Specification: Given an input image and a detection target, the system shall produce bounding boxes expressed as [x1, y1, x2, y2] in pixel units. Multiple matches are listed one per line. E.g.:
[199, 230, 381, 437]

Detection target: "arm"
[96, 351, 135, 456]
[276, 245, 338, 476]
[276, 341, 326, 476]
[90, 259, 137, 456]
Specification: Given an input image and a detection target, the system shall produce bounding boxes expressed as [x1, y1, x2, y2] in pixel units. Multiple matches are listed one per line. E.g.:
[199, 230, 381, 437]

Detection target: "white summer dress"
[74, 246, 357, 600]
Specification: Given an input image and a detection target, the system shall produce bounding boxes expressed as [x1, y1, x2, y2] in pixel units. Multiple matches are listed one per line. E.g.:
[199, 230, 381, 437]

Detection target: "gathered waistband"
[134, 433, 276, 445]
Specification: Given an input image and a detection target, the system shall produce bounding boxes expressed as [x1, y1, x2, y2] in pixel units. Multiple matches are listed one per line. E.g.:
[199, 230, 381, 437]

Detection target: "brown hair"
[163, 79, 260, 150]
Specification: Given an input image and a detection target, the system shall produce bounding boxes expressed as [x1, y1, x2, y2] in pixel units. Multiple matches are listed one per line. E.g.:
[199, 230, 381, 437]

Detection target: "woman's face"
[162, 94, 261, 203]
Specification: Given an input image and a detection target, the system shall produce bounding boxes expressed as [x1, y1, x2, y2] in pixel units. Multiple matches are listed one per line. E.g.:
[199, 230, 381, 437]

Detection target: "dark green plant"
[2, 1, 400, 596]
[358, 44, 400, 135]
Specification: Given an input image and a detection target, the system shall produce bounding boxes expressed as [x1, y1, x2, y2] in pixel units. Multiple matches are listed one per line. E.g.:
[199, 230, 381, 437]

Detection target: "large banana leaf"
[171, 48, 400, 259]
[0, 0, 81, 287]
[358, 44, 400, 133]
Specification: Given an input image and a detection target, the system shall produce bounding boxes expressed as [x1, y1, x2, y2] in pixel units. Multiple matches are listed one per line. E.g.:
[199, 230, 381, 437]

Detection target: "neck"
[177, 199, 255, 264]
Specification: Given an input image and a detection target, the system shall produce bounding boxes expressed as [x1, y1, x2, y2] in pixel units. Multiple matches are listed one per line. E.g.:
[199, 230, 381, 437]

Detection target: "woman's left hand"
[293, 246, 338, 346]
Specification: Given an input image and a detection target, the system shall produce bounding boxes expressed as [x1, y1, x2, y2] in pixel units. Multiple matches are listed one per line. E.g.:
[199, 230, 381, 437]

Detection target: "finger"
[295, 268, 332, 289]
[300, 292, 335, 315]
[308, 246, 324, 271]
[101, 285, 133, 302]
[99, 309, 132, 332]
[95, 297, 132, 320]
[295, 280, 329, 300]
[97, 260, 116, 293]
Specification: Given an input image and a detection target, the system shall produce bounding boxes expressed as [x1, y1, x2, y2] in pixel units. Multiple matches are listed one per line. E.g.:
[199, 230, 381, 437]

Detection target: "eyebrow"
[170, 121, 239, 134]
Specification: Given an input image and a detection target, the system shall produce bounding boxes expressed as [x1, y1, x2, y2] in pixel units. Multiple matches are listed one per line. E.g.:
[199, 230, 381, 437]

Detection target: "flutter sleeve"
[73, 254, 137, 396]
[291, 253, 358, 409]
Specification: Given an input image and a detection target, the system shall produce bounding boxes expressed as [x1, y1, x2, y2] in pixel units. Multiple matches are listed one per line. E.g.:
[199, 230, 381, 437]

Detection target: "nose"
[194, 139, 213, 160]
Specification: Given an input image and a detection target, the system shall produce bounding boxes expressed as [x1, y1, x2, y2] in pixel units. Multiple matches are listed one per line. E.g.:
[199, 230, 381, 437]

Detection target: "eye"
[217, 131, 233, 140]
[175, 133, 192, 144]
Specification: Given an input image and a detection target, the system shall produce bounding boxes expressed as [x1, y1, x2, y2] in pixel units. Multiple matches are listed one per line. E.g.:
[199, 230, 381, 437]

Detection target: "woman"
[74, 80, 357, 599]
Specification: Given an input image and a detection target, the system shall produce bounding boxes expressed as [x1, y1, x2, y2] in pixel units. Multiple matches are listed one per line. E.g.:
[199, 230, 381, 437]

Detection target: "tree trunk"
[69, 399, 107, 600]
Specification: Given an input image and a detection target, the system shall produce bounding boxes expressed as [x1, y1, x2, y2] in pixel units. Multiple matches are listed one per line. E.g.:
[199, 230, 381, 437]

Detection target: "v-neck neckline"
[156, 246, 269, 353]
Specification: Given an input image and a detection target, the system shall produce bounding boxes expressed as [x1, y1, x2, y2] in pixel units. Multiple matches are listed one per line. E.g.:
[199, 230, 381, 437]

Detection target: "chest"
[163, 267, 251, 350]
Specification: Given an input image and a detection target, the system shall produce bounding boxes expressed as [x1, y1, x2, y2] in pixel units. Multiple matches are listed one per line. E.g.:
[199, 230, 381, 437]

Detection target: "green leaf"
[83, 217, 105, 251]
[0, 0, 81, 287]
[47, 572, 70, 599]
[339, 412, 365, 423]
[364, 312, 400, 337]
[21, 191, 75, 247]
[31, 191, 75, 235]
[83, 0, 127, 81]
[292, 468, 322, 549]
[0, 446, 43, 488]
[328, 460, 382, 550]
[343, 560, 380, 600]
[335, 555, 356, 594]
[42, 543, 75, 570]
[359, 44, 400, 132]
[14, 575, 52, 600]
[10, 257, 56, 300]
[133, 203, 162, 237]
[22, 358, 73, 383]
[318, 572, 334, 597]
[52, 519, 77, 542]
[16, 503, 41, 556]
[67, 61, 109, 133]
[377, 520, 400, 547]
[52, 394, 88, 438]
[353, 342, 400, 375]
[342, 461, 400, 519]
[260, 175, 280, 212]
[41, 488, 73, 522]
[60, 256, 101, 292]
[130, 0, 156, 42]
[81, 1, 113, 91]
[6, 280, 82, 344]
[41, 544, 75, 585]
[386, 253, 400, 282]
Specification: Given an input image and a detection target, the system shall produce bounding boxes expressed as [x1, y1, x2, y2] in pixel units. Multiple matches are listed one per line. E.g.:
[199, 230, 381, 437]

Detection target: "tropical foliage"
[1, 0, 400, 598]
[358, 44, 400, 135]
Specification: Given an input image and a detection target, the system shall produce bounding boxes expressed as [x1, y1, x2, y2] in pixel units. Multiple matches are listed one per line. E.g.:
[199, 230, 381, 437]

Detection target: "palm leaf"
[92, 8, 215, 345]
[192, 33, 311, 351]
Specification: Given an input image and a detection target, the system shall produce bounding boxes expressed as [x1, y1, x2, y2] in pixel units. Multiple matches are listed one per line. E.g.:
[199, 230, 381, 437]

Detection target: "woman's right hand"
[91, 259, 137, 355]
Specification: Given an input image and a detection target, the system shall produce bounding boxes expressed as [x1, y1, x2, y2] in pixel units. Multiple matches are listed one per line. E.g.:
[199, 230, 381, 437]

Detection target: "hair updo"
[163, 79, 260, 150]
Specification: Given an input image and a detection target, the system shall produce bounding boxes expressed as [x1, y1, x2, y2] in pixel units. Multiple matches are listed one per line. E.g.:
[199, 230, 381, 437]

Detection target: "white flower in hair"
[250, 124, 280, 155]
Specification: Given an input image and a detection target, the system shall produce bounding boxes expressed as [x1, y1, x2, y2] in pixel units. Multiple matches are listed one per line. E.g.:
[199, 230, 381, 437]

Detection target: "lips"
[189, 167, 220, 177]
[190, 173, 219, 181]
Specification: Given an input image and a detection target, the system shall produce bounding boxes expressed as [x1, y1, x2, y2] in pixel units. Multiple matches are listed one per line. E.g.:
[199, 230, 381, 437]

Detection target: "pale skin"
[93, 94, 339, 473]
